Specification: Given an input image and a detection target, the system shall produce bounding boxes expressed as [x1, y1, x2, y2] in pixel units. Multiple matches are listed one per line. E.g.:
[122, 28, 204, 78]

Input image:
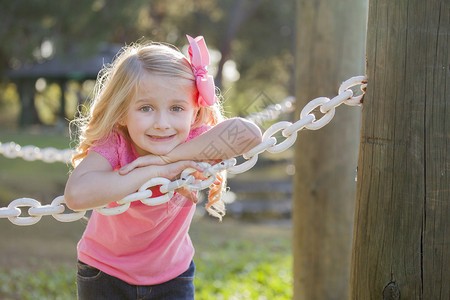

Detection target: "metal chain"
[0, 75, 367, 225]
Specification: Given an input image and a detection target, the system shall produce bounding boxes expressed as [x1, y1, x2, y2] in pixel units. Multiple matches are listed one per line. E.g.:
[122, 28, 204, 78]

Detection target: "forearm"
[65, 152, 202, 211]
[166, 118, 262, 162]
[64, 166, 157, 211]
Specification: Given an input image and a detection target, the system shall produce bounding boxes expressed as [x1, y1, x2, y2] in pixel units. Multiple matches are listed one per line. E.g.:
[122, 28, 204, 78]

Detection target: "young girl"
[64, 35, 262, 299]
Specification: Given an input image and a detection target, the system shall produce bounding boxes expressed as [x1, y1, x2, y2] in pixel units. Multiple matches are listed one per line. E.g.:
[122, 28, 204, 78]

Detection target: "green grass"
[0, 130, 293, 299]
[0, 266, 75, 300]
[192, 221, 292, 299]
[0, 218, 292, 300]
[0, 129, 72, 206]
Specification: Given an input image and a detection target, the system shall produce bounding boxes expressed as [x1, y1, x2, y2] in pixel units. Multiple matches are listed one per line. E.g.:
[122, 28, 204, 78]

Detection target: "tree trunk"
[350, 0, 449, 299]
[293, 0, 367, 299]
[215, 0, 263, 89]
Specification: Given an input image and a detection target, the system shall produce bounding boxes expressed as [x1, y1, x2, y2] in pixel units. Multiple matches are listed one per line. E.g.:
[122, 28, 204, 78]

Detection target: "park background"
[1, 0, 447, 299]
[0, 1, 296, 299]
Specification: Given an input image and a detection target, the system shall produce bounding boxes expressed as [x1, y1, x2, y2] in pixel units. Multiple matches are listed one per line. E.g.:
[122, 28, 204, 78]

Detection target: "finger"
[158, 161, 205, 180]
[119, 157, 149, 175]
[119, 155, 166, 175]
[118, 164, 133, 175]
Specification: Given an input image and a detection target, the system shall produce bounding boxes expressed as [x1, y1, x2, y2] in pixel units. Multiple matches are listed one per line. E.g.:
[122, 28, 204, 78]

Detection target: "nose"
[152, 111, 171, 130]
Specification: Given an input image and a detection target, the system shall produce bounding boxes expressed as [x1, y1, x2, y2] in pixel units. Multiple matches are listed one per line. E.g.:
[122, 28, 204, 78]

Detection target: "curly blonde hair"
[72, 41, 227, 219]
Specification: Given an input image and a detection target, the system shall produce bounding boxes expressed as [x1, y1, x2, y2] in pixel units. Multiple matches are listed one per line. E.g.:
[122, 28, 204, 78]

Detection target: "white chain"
[0, 142, 74, 163]
[246, 96, 295, 126]
[0, 76, 367, 225]
[0, 96, 296, 164]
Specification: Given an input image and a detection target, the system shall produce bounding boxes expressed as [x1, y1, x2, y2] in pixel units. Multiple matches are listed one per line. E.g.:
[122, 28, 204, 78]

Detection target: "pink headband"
[186, 35, 217, 107]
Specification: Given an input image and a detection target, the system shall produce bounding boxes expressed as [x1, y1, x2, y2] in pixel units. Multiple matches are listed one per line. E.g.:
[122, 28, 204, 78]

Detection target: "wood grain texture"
[293, 0, 367, 299]
[350, 0, 449, 299]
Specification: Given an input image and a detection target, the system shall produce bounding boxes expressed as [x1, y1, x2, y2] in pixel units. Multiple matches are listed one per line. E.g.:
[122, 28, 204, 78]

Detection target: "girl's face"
[123, 72, 198, 156]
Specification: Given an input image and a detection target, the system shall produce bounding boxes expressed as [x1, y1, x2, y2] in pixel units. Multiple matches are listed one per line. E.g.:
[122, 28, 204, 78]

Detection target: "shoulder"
[89, 129, 131, 169]
[90, 130, 121, 153]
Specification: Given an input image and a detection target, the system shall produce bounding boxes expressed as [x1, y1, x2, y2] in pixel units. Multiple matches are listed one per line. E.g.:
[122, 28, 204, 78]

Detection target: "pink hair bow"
[186, 35, 217, 107]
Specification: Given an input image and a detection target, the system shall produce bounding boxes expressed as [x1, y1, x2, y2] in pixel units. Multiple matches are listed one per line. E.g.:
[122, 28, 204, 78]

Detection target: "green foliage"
[0, 82, 20, 126]
[0, 236, 292, 299]
[0, 0, 147, 70]
[195, 239, 292, 299]
[35, 83, 62, 124]
[0, 266, 75, 300]
[0, 0, 295, 127]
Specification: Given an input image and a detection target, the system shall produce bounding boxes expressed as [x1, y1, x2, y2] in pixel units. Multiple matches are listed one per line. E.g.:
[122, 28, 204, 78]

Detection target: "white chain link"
[0, 76, 367, 225]
[262, 121, 298, 154]
[0, 97, 296, 164]
[0, 142, 74, 163]
[246, 96, 295, 126]
[7, 198, 44, 226]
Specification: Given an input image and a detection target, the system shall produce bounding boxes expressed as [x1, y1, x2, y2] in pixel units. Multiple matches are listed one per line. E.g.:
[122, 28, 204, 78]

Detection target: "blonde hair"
[72, 41, 227, 219]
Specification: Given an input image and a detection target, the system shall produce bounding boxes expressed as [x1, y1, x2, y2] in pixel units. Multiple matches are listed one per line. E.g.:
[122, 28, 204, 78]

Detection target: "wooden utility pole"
[293, 0, 367, 299]
[350, 1, 449, 299]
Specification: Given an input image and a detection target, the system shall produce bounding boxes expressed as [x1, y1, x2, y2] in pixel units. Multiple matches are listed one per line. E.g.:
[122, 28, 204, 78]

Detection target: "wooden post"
[293, 0, 367, 299]
[350, 0, 449, 299]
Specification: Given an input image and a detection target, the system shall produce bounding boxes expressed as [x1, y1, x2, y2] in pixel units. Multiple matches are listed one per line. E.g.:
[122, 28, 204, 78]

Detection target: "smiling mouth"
[147, 134, 175, 141]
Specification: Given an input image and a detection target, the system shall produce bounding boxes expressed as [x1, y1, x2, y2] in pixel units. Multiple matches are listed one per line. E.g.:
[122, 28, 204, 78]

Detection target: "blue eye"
[140, 105, 152, 112]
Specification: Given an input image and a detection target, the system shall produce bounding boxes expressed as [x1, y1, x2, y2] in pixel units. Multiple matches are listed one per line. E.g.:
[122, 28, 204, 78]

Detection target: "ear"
[117, 115, 127, 128]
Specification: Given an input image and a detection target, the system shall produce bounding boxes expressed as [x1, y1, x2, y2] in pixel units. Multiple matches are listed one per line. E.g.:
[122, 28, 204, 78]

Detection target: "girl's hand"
[148, 161, 207, 204]
[146, 160, 205, 180]
[119, 154, 172, 175]
[120, 158, 220, 204]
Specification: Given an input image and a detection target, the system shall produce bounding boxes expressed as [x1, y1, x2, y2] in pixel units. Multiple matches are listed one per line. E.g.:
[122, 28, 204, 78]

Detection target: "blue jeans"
[76, 260, 195, 300]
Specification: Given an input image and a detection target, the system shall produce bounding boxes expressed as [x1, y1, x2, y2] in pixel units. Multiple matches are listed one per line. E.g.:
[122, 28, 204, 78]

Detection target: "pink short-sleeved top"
[77, 125, 210, 285]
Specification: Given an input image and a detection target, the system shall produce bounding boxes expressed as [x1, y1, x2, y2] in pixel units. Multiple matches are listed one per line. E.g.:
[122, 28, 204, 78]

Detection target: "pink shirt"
[77, 126, 210, 285]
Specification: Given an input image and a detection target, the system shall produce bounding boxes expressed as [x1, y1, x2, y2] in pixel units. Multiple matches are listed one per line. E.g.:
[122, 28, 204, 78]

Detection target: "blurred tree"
[0, 0, 149, 126]
[0, 0, 295, 125]
[0, 0, 148, 72]
[229, 0, 295, 117]
[213, 0, 264, 89]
